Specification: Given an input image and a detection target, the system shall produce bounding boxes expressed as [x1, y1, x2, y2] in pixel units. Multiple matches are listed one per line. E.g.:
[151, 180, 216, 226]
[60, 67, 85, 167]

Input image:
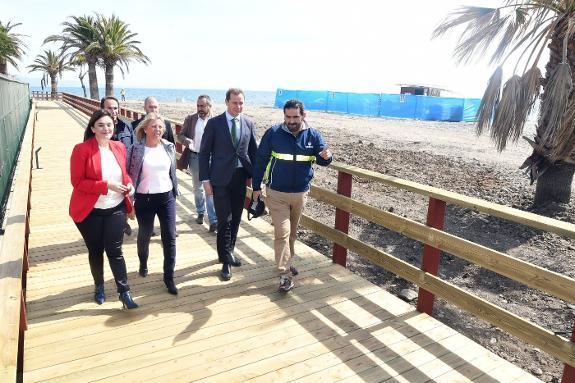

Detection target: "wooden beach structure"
[2, 91, 575, 382]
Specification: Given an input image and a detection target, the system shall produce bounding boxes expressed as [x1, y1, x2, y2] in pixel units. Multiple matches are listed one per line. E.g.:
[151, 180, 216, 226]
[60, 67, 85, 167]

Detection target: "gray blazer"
[199, 112, 258, 186]
[127, 138, 179, 197]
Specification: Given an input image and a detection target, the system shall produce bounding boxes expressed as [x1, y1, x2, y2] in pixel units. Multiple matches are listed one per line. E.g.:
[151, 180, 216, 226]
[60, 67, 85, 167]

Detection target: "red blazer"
[69, 137, 134, 223]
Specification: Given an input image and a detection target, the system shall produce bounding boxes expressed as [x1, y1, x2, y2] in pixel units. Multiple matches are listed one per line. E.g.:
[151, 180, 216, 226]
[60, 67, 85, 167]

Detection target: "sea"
[30, 86, 278, 106]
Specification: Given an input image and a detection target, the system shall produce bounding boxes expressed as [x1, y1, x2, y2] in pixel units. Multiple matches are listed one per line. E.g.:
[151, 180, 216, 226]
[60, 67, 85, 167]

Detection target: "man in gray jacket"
[177, 95, 217, 232]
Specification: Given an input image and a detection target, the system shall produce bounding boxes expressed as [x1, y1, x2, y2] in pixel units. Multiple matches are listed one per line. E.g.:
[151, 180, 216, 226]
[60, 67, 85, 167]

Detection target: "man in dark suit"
[132, 96, 175, 144]
[199, 88, 258, 281]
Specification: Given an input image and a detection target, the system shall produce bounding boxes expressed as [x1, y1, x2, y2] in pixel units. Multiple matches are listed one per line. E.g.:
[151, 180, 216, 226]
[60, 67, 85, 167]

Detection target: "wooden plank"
[25, 278, 389, 382]
[329, 161, 575, 239]
[25, 266, 371, 348]
[300, 214, 575, 369]
[152, 314, 450, 383]
[0, 102, 34, 382]
[310, 185, 575, 304]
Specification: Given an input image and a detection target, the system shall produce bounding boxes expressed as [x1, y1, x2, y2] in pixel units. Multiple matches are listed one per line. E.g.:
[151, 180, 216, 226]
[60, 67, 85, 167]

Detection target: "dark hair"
[225, 88, 244, 102]
[197, 94, 212, 106]
[84, 109, 115, 141]
[100, 96, 119, 108]
[283, 99, 305, 115]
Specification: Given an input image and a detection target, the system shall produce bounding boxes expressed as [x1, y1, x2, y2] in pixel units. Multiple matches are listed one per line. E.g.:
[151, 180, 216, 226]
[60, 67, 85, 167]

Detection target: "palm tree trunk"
[104, 63, 114, 97]
[87, 59, 99, 100]
[0, 60, 7, 75]
[532, 16, 575, 206]
[535, 164, 575, 205]
[79, 73, 87, 98]
[50, 74, 58, 100]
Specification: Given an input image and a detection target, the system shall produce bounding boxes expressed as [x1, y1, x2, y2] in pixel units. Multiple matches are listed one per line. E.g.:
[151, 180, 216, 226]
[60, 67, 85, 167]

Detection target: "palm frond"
[433, 7, 497, 38]
[491, 74, 522, 151]
[514, 66, 542, 135]
[552, 94, 575, 160]
[476, 66, 503, 135]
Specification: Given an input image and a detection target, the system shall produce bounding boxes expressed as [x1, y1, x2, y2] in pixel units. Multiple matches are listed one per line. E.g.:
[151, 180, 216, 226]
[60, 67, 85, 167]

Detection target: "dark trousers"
[135, 191, 177, 281]
[75, 202, 130, 293]
[213, 168, 248, 264]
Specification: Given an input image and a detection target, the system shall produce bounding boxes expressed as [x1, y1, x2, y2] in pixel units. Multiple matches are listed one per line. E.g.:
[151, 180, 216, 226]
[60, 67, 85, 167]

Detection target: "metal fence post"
[333, 171, 352, 266]
[416, 196, 446, 315]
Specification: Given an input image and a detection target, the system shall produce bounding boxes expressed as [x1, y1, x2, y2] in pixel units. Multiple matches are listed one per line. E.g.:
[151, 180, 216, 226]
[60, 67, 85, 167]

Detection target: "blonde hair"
[135, 112, 165, 141]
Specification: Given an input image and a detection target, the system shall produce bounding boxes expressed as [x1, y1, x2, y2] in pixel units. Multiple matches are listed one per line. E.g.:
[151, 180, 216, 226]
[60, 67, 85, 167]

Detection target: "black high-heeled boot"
[164, 279, 178, 295]
[119, 291, 139, 309]
[94, 284, 105, 305]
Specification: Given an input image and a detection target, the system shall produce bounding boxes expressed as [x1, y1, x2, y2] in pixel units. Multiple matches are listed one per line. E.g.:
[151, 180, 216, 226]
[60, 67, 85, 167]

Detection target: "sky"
[3, 0, 508, 97]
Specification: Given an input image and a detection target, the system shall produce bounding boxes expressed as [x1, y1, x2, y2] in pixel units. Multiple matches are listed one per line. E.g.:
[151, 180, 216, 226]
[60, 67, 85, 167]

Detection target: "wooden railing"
[31, 91, 62, 100]
[0, 102, 35, 382]
[60, 93, 575, 380]
[310, 162, 575, 381]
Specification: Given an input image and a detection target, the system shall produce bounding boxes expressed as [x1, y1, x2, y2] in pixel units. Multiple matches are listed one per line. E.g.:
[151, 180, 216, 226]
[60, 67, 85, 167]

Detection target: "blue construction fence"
[274, 88, 481, 122]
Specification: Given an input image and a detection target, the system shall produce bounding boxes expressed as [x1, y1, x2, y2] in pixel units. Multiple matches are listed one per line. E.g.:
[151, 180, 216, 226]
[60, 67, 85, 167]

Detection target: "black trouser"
[134, 191, 177, 281]
[75, 202, 130, 293]
[213, 168, 248, 264]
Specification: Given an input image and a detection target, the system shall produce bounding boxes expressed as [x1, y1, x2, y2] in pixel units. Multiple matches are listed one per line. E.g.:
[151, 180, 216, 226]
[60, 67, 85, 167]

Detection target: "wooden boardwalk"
[23, 101, 541, 382]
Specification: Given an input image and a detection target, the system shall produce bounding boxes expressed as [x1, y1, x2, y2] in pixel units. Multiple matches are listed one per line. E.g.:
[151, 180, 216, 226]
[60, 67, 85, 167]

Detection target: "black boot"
[119, 291, 138, 309]
[164, 279, 178, 295]
[94, 284, 105, 305]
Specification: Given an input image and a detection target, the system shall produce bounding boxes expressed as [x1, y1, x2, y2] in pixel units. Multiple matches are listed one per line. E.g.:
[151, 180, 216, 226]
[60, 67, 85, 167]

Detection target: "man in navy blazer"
[199, 88, 258, 281]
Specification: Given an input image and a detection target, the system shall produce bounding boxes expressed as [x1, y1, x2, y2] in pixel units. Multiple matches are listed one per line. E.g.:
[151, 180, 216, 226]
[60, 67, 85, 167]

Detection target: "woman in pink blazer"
[69, 109, 138, 309]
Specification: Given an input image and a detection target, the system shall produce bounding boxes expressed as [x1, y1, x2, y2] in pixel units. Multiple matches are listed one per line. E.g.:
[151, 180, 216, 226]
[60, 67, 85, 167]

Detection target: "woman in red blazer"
[70, 109, 138, 309]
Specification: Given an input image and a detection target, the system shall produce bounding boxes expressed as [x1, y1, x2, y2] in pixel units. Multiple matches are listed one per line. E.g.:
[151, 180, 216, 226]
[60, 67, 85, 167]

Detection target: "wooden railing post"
[333, 171, 352, 266]
[563, 326, 575, 382]
[17, 292, 27, 375]
[416, 197, 446, 315]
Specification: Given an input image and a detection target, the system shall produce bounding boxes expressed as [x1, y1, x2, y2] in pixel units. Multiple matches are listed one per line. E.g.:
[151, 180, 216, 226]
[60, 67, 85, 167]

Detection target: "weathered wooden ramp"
[23, 101, 541, 382]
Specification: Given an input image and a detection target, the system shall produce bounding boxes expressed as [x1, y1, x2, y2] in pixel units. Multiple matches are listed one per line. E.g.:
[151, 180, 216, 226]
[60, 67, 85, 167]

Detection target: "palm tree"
[434, 2, 575, 206]
[44, 15, 101, 100]
[95, 14, 149, 97]
[0, 21, 27, 75]
[27, 50, 73, 99]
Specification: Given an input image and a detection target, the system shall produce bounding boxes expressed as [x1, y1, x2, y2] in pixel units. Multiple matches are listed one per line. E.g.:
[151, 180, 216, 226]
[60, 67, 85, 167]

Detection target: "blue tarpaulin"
[274, 88, 480, 122]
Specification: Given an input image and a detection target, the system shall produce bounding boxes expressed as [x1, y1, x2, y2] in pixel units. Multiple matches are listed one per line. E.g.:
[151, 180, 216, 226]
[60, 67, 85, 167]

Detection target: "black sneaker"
[196, 214, 204, 224]
[209, 223, 217, 233]
[278, 276, 294, 293]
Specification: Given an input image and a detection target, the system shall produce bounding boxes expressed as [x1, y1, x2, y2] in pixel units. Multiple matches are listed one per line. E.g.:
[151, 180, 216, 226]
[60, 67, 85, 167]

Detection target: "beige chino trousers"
[265, 188, 308, 276]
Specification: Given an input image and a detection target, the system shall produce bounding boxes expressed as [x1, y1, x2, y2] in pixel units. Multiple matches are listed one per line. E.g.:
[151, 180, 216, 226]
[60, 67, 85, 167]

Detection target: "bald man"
[132, 96, 175, 144]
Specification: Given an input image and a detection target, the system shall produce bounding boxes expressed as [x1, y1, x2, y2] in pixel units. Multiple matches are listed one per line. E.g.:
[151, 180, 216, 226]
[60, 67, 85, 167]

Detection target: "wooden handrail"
[310, 185, 575, 304]
[31, 91, 62, 100]
[0, 102, 35, 382]
[329, 161, 575, 240]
